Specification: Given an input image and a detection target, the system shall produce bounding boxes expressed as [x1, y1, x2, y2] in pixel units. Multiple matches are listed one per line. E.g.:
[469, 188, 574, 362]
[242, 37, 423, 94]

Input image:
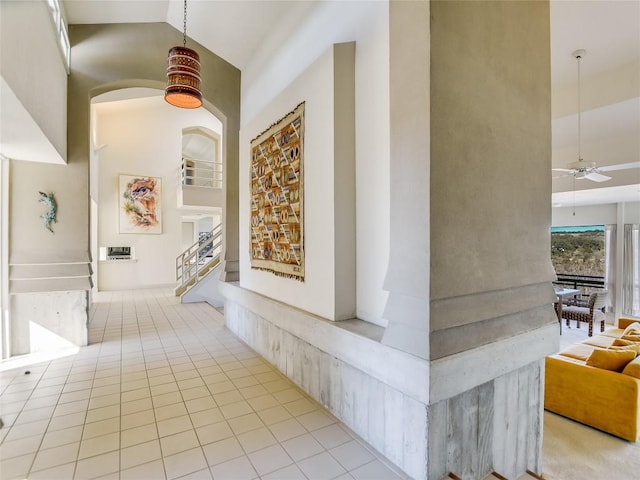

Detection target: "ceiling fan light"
[568, 160, 596, 171]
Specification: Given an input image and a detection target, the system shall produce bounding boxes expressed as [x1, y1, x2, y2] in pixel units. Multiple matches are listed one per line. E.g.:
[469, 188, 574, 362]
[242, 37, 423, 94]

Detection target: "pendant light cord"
[183, 0, 187, 47]
[574, 56, 579, 217]
[572, 175, 576, 216]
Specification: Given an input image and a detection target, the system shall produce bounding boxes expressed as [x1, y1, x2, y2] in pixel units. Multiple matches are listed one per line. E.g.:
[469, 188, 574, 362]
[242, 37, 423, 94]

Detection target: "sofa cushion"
[600, 328, 624, 339]
[562, 305, 589, 316]
[559, 343, 594, 362]
[582, 335, 615, 348]
[586, 348, 636, 372]
[622, 356, 640, 379]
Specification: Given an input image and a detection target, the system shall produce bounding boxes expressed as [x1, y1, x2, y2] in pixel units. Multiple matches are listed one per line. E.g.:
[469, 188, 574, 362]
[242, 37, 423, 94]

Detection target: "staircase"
[174, 224, 222, 297]
[445, 471, 544, 480]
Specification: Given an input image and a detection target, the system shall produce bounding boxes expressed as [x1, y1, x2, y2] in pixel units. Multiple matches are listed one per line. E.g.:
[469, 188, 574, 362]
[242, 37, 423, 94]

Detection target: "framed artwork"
[250, 102, 305, 281]
[119, 174, 162, 234]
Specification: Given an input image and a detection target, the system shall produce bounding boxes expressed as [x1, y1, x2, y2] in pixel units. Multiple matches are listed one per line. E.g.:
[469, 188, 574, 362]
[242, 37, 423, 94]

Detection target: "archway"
[89, 85, 226, 292]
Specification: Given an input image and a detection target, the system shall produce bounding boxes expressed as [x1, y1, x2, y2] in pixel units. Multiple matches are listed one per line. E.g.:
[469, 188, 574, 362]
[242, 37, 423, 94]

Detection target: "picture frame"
[118, 174, 162, 234]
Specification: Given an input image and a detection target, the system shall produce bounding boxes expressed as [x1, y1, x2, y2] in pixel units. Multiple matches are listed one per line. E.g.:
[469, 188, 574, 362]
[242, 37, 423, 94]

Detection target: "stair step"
[471, 470, 544, 480]
[175, 257, 220, 297]
[174, 278, 196, 297]
[519, 471, 544, 480]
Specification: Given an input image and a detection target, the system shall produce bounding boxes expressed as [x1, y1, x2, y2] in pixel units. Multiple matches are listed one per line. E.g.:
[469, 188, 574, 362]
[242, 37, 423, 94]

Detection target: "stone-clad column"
[384, 1, 558, 478]
[429, 0, 557, 361]
[427, 1, 558, 477]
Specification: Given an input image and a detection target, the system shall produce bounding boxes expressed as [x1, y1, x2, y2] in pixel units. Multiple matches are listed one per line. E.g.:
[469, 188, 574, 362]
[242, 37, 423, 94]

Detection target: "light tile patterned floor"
[0, 289, 406, 480]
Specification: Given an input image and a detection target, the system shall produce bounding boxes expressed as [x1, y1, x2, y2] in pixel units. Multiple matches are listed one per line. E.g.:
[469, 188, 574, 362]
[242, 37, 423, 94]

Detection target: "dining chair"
[562, 290, 608, 337]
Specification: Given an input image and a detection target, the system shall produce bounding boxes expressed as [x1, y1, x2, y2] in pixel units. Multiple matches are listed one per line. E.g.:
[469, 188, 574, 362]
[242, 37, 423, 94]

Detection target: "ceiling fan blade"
[583, 172, 612, 182]
[599, 161, 640, 172]
[552, 173, 573, 179]
[552, 168, 573, 172]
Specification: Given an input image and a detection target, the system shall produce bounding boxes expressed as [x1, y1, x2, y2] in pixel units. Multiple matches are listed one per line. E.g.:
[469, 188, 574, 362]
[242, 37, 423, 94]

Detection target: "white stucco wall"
[552, 201, 640, 226]
[625, 202, 640, 223]
[241, 1, 390, 325]
[0, 0, 67, 161]
[239, 46, 341, 320]
[93, 93, 222, 290]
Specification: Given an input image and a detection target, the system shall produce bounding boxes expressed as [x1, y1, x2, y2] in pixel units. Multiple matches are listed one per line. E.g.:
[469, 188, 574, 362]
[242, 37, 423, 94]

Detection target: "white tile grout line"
[1, 289, 407, 480]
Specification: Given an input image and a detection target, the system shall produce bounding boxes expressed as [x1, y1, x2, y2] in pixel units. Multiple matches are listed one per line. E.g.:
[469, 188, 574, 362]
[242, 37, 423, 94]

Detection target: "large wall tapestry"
[119, 175, 162, 234]
[250, 102, 305, 281]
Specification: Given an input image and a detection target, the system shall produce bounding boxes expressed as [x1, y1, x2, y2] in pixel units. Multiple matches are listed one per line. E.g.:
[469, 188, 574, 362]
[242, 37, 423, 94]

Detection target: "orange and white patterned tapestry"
[250, 102, 305, 281]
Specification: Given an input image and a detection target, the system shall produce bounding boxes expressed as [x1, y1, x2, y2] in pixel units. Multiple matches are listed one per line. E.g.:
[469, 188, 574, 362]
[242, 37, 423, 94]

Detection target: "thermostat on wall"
[99, 246, 136, 261]
[107, 246, 131, 260]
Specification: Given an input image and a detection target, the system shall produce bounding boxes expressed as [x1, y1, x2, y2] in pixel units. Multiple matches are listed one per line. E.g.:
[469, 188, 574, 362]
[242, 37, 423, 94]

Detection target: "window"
[623, 224, 640, 316]
[47, 0, 70, 71]
[551, 225, 606, 295]
[551, 225, 605, 276]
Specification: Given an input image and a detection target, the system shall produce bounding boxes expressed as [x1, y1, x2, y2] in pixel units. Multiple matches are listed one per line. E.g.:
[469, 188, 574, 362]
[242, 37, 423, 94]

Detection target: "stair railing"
[176, 223, 223, 291]
[181, 156, 223, 189]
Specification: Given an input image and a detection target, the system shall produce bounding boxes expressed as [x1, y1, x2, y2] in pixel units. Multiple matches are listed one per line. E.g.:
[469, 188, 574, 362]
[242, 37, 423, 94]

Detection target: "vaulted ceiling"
[549, 0, 639, 207]
[49, 1, 640, 207]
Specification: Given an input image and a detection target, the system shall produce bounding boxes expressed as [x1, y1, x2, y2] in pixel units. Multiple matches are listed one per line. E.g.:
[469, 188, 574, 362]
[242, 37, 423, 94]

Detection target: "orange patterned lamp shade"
[165, 46, 202, 109]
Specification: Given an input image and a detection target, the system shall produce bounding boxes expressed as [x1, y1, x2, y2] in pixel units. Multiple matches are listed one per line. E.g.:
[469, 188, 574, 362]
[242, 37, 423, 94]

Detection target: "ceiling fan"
[552, 49, 612, 183]
[553, 160, 640, 182]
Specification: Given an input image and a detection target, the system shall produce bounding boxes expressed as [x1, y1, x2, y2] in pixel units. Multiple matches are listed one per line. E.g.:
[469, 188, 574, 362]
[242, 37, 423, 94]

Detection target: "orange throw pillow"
[611, 339, 640, 355]
[622, 334, 640, 342]
[622, 357, 640, 379]
[621, 322, 640, 336]
[586, 348, 636, 372]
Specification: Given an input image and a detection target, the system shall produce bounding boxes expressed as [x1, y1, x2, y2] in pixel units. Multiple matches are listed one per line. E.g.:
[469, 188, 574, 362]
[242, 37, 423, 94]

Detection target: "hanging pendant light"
[165, 0, 202, 109]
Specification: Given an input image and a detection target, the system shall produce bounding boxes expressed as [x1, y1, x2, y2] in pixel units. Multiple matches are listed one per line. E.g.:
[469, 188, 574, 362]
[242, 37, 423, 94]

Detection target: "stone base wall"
[428, 361, 544, 479]
[221, 282, 553, 480]
[10, 290, 89, 355]
[221, 282, 428, 479]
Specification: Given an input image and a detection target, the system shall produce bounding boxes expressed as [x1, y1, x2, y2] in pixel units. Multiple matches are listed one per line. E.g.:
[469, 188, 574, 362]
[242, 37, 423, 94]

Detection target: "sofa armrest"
[545, 355, 640, 442]
[619, 318, 640, 330]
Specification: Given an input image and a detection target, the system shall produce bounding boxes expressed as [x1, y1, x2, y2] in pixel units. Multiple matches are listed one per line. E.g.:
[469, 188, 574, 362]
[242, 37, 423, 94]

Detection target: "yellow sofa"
[545, 318, 640, 442]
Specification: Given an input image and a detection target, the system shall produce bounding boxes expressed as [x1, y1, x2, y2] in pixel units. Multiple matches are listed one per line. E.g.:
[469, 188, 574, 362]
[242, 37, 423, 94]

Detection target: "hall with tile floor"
[0, 289, 406, 480]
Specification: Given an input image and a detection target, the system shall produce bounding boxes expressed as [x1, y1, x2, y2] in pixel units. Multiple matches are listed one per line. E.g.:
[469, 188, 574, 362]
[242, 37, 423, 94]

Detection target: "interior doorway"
[181, 213, 221, 250]
[89, 87, 224, 292]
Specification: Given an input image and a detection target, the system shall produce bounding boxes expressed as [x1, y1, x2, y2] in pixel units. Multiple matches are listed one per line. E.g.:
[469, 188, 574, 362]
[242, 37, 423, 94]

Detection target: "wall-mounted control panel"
[99, 246, 136, 262]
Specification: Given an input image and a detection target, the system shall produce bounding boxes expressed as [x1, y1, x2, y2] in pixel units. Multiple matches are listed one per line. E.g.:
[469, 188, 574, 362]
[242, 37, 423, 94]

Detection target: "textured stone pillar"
[384, 1, 557, 478]
[427, 1, 557, 477]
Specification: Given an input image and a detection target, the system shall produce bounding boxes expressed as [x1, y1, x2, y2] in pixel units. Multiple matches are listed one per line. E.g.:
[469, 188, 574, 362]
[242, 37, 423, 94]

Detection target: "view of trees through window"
[551, 225, 605, 277]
